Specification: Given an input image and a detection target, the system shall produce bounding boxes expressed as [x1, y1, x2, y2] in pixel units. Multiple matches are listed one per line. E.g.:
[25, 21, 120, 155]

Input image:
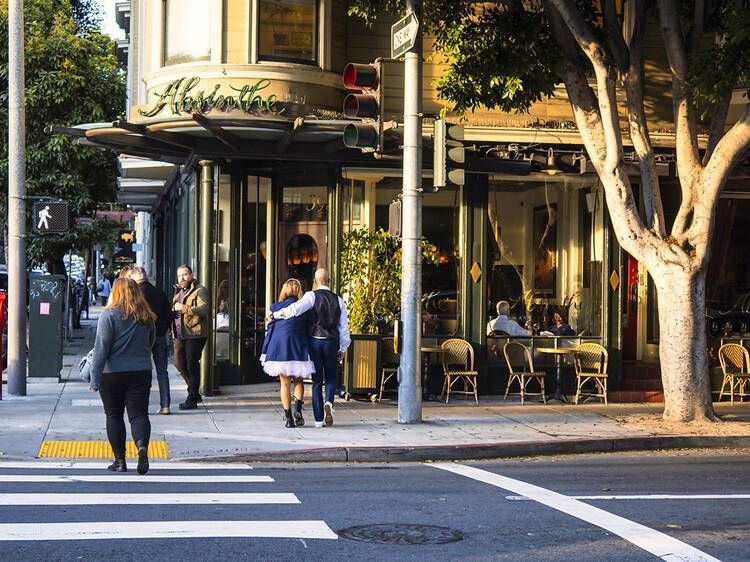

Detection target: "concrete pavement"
[2, 310, 750, 463]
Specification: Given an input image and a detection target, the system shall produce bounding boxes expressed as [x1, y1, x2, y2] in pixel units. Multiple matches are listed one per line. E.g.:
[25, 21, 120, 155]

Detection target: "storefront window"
[341, 179, 364, 232]
[375, 179, 460, 336]
[279, 185, 328, 292]
[487, 180, 603, 336]
[215, 175, 232, 362]
[163, 0, 213, 65]
[258, 0, 318, 65]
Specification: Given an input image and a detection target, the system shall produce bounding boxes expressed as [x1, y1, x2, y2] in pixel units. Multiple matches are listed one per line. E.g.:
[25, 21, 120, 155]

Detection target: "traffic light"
[342, 62, 382, 152]
[433, 119, 465, 189]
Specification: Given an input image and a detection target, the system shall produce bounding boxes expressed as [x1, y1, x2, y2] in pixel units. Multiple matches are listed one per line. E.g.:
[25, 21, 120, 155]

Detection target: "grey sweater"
[90, 307, 154, 390]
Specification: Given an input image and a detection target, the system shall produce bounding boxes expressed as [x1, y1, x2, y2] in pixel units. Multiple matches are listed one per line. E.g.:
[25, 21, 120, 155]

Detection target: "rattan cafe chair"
[440, 338, 479, 404]
[718, 343, 750, 404]
[502, 341, 546, 405]
[573, 342, 609, 405]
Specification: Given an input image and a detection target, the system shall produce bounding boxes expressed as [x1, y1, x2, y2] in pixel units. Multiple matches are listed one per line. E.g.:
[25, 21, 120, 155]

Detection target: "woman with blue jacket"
[261, 279, 315, 428]
[89, 278, 155, 474]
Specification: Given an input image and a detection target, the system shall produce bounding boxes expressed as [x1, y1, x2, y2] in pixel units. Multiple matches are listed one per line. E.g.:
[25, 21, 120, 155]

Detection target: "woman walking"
[89, 278, 156, 474]
[261, 279, 315, 428]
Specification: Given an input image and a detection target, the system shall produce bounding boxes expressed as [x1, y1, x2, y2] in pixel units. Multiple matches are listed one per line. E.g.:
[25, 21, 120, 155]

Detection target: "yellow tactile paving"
[38, 441, 168, 459]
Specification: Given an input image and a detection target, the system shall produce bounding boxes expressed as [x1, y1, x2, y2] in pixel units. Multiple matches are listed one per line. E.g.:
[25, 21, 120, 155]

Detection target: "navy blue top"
[261, 297, 311, 362]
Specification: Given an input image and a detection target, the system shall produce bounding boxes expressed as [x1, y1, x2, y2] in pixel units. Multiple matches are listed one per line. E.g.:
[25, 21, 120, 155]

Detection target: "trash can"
[339, 334, 381, 401]
[28, 275, 66, 379]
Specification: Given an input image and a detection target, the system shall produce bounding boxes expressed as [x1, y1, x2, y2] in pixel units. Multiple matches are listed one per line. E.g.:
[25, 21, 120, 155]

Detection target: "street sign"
[391, 13, 419, 59]
[32, 201, 69, 234]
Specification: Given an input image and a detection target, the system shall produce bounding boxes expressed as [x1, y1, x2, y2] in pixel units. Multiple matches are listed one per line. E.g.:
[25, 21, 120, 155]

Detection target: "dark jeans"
[152, 335, 170, 408]
[100, 296, 108, 306]
[309, 337, 339, 423]
[99, 370, 152, 457]
[174, 337, 206, 404]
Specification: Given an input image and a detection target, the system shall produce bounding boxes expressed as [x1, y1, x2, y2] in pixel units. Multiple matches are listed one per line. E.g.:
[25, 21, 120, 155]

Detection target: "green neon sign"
[139, 77, 284, 118]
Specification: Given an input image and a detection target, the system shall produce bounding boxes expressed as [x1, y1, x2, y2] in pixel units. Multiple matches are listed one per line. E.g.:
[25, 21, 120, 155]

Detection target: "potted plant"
[338, 227, 436, 399]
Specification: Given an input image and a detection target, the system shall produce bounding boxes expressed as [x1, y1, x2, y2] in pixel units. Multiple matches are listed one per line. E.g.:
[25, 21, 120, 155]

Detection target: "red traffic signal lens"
[343, 63, 379, 90]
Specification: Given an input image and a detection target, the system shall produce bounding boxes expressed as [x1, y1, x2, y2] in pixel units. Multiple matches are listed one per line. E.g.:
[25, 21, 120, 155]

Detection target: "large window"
[375, 179, 461, 336]
[163, 0, 213, 65]
[258, 0, 318, 65]
[487, 180, 603, 336]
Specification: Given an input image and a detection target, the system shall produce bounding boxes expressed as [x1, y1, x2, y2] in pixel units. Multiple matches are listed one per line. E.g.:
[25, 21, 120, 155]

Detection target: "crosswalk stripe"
[0, 520, 338, 541]
[0, 462, 252, 470]
[0, 493, 299, 505]
[0, 475, 274, 483]
[506, 493, 750, 501]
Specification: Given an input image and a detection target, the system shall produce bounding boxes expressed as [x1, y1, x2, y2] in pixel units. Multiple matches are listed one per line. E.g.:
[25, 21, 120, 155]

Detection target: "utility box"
[29, 275, 66, 379]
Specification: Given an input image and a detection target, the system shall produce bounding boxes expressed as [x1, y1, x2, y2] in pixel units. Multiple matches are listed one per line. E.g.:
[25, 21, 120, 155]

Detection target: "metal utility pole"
[398, 0, 423, 423]
[198, 160, 215, 397]
[7, 0, 27, 397]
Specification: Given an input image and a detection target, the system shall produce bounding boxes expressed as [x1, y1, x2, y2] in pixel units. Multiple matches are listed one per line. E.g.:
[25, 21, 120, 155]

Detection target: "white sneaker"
[324, 402, 334, 426]
[314, 421, 324, 428]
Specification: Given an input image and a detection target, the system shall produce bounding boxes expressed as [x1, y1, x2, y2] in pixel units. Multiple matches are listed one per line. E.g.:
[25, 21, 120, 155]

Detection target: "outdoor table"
[420, 345, 445, 401]
[536, 347, 576, 402]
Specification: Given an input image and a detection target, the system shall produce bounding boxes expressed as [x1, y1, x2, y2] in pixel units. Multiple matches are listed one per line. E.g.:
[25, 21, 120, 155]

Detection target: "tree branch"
[703, 95, 731, 165]
[687, 0, 706, 55]
[658, 0, 703, 237]
[625, 0, 665, 236]
[603, 0, 629, 74]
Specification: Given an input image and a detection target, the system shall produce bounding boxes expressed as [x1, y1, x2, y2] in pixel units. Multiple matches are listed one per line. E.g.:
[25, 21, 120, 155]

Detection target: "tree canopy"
[0, 0, 126, 271]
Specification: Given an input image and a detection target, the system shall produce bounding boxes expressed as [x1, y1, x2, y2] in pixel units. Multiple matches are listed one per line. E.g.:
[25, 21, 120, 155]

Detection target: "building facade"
[71, 1, 750, 399]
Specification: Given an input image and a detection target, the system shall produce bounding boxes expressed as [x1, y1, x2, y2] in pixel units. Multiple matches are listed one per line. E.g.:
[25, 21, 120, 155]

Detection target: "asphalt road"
[0, 451, 747, 561]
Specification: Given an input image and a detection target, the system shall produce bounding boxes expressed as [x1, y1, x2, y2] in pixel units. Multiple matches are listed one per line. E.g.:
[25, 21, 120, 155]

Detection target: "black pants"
[174, 337, 206, 404]
[99, 370, 152, 457]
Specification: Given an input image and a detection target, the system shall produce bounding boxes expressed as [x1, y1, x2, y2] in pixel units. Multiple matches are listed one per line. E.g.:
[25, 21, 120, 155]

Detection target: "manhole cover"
[337, 524, 463, 545]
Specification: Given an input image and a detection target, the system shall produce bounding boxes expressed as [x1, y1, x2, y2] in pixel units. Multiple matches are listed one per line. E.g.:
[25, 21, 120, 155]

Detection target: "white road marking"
[0, 520, 338, 541]
[0, 493, 299, 505]
[0, 461, 252, 470]
[432, 463, 721, 562]
[0, 475, 273, 483]
[506, 494, 750, 501]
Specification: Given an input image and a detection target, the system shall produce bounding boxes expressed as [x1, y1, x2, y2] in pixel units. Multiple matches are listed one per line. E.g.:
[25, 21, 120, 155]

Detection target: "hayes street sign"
[391, 13, 419, 59]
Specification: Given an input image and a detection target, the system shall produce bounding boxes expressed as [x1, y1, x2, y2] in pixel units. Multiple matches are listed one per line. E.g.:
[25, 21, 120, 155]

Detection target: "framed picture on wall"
[532, 204, 557, 297]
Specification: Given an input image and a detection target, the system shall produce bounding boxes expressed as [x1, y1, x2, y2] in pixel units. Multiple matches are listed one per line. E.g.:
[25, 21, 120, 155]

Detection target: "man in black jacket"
[130, 267, 173, 414]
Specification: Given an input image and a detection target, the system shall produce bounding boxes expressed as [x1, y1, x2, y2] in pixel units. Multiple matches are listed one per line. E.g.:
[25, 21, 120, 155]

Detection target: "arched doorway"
[286, 234, 319, 290]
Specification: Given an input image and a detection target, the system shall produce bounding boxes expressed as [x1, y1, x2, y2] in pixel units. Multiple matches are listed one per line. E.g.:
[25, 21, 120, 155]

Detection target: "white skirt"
[260, 356, 315, 378]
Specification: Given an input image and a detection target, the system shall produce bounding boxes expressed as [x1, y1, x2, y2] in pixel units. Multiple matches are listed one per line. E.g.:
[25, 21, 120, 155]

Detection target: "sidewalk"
[2, 309, 750, 463]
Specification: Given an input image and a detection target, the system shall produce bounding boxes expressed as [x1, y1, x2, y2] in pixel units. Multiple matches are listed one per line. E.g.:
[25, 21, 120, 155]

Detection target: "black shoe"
[179, 401, 197, 410]
[284, 409, 295, 428]
[107, 458, 127, 472]
[293, 399, 305, 427]
[136, 441, 149, 475]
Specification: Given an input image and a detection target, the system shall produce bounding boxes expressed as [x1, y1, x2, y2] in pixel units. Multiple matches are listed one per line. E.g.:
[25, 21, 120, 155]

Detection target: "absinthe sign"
[139, 77, 285, 118]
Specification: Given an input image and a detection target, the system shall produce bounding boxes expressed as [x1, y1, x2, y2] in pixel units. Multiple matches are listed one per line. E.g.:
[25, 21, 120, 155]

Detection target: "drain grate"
[337, 524, 463, 545]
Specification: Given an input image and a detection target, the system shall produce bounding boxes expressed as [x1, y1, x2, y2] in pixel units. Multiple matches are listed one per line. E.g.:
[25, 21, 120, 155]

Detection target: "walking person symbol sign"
[32, 201, 70, 234]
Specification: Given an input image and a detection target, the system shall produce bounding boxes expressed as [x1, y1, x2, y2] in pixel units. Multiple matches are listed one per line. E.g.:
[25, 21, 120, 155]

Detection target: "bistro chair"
[440, 338, 479, 404]
[378, 337, 400, 402]
[573, 342, 609, 405]
[718, 343, 750, 404]
[502, 342, 546, 405]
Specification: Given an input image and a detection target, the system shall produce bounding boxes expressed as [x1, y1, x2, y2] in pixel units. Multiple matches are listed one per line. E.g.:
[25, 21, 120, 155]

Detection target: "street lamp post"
[7, 0, 27, 397]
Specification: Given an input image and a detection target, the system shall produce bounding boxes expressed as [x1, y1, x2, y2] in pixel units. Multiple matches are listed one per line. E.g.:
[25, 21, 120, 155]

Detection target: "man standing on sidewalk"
[97, 275, 111, 306]
[271, 269, 350, 427]
[131, 267, 173, 415]
[172, 264, 209, 410]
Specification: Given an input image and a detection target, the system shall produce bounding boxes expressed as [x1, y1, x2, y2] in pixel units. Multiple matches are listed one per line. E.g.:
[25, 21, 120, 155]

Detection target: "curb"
[191, 435, 750, 464]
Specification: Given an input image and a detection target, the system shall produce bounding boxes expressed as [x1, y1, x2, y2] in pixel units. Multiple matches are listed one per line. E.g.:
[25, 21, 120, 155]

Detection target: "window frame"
[162, 0, 215, 67]
[256, 0, 320, 67]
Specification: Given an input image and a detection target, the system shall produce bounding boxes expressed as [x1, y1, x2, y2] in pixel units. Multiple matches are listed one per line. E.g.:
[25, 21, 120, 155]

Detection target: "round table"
[536, 347, 576, 402]
[420, 346, 444, 401]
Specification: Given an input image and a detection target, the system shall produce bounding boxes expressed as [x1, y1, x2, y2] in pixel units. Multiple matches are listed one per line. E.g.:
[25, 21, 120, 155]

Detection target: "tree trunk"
[654, 266, 717, 422]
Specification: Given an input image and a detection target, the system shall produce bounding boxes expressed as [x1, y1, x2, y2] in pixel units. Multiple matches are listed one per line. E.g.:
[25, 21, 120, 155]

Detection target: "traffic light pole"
[7, 0, 27, 397]
[398, 0, 423, 423]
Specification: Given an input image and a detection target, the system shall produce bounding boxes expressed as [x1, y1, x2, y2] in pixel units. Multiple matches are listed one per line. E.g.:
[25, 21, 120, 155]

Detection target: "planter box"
[340, 334, 381, 400]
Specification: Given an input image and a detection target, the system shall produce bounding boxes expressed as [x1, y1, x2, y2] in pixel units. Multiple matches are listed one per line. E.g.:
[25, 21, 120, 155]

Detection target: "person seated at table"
[487, 301, 530, 336]
[547, 309, 575, 336]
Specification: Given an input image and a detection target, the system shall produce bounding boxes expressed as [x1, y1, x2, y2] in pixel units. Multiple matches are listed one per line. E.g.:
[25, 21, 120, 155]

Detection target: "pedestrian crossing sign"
[32, 201, 69, 234]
